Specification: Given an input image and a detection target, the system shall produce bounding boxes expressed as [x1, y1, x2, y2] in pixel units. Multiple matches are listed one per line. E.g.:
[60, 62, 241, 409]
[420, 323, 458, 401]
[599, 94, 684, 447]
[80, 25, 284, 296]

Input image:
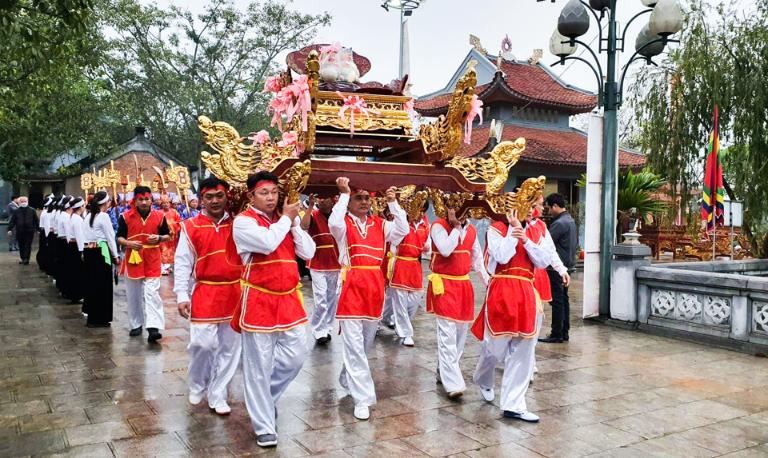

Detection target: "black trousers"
[83, 248, 113, 325]
[16, 231, 35, 262]
[547, 269, 570, 338]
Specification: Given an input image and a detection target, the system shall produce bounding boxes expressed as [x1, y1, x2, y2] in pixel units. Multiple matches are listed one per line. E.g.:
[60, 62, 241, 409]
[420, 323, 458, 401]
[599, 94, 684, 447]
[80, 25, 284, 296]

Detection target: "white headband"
[44, 198, 53, 206]
[97, 194, 110, 205]
[71, 200, 85, 209]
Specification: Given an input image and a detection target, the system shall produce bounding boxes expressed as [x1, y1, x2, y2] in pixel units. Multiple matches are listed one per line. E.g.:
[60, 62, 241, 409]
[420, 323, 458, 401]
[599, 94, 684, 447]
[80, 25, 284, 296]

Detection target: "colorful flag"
[700, 105, 724, 231]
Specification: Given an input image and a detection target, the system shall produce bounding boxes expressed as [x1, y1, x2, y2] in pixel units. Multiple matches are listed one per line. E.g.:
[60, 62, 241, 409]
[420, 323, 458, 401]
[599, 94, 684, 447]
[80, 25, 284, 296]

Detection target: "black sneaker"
[147, 328, 162, 343]
[129, 326, 142, 337]
[256, 433, 277, 447]
[316, 335, 330, 345]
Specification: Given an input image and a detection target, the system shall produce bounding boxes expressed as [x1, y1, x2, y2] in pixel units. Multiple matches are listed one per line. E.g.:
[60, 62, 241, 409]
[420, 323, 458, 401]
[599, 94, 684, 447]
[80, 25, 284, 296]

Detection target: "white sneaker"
[212, 403, 231, 415]
[480, 387, 495, 402]
[534, 365, 539, 374]
[402, 336, 415, 347]
[354, 404, 370, 420]
[188, 391, 205, 405]
[503, 410, 540, 423]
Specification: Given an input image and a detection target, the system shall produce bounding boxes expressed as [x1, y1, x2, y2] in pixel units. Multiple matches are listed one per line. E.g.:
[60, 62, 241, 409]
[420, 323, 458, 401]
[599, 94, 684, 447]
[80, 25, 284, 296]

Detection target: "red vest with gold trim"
[181, 213, 242, 323]
[471, 221, 538, 340]
[307, 210, 340, 271]
[122, 209, 165, 279]
[233, 208, 306, 332]
[426, 219, 476, 322]
[337, 214, 386, 320]
[527, 218, 552, 302]
[389, 223, 428, 291]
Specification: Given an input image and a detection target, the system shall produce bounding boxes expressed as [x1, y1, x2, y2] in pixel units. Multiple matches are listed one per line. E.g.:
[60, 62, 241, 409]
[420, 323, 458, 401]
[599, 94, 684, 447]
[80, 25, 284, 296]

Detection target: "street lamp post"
[381, 0, 425, 78]
[543, 0, 683, 316]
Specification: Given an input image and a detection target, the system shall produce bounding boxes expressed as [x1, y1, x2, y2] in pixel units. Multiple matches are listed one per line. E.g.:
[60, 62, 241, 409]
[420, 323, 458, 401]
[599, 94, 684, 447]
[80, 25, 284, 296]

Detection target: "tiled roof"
[459, 124, 646, 168]
[415, 59, 597, 115]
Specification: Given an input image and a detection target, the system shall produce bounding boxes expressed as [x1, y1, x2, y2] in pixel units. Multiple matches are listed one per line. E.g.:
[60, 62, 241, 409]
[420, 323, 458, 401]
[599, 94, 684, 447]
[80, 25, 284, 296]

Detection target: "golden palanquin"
[198, 45, 544, 219]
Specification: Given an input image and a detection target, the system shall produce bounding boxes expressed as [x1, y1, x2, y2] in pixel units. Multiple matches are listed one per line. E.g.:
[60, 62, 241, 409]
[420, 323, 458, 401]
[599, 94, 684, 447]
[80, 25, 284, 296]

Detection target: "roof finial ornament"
[500, 35, 514, 61]
[496, 52, 503, 71]
[529, 49, 544, 65]
[469, 34, 488, 55]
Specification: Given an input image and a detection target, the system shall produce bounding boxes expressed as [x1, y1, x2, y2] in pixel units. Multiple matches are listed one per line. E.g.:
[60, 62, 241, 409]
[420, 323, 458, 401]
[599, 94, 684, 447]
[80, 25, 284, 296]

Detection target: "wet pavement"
[2, 248, 768, 457]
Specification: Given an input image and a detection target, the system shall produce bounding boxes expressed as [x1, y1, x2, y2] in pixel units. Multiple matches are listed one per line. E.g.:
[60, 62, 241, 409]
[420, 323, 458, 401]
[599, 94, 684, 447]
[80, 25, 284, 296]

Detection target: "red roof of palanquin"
[415, 59, 597, 116]
[460, 124, 645, 168]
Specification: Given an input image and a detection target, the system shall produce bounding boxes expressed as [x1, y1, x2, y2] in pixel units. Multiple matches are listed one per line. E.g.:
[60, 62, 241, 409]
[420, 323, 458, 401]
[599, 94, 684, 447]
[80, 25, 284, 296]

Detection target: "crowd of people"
[9, 174, 576, 449]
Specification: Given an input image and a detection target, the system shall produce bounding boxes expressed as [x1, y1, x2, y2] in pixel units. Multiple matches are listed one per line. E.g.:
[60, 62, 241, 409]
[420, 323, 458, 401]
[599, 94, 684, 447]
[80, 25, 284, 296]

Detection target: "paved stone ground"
[2, 248, 768, 457]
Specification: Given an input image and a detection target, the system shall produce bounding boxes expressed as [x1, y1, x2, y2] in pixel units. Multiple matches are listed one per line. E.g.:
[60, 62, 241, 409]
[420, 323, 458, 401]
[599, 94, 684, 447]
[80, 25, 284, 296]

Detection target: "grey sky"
[160, 0, 666, 97]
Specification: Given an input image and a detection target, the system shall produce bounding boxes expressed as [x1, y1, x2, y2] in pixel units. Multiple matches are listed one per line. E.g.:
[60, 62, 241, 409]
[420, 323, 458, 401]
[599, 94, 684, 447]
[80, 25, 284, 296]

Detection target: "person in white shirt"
[232, 172, 315, 448]
[36, 195, 54, 273]
[83, 191, 119, 327]
[67, 197, 87, 307]
[174, 177, 242, 416]
[328, 177, 408, 421]
[426, 208, 489, 400]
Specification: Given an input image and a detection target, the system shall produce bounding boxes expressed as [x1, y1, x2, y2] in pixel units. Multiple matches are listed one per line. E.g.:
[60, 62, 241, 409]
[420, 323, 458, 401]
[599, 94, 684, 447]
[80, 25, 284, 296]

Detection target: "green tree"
[103, 0, 331, 165]
[631, 1, 768, 236]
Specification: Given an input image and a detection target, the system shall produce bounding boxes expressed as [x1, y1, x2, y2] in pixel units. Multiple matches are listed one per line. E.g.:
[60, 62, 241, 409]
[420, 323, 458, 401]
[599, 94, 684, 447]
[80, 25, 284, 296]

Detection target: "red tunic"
[389, 222, 429, 291]
[181, 214, 242, 324]
[307, 210, 340, 271]
[337, 214, 386, 320]
[122, 209, 165, 279]
[426, 219, 476, 322]
[527, 219, 552, 302]
[232, 208, 306, 333]
[471, 222, 538, 340]
[160, 208, 181, 264]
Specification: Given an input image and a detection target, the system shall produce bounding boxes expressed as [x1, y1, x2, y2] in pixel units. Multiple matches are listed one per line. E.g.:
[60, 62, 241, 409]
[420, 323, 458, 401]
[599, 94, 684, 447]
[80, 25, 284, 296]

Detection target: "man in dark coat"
[7, 196, 39, 265]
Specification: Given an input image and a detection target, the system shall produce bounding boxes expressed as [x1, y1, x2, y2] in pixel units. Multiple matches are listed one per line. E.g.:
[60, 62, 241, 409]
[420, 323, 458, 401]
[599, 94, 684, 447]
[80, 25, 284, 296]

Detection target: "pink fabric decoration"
[464, 95, 483, 145]
[404, 98, 415, 117]
[285, 75, 312, 132]
[320, 42, 342, 61]
[247, 130, 270, 145]
[269, 88, 293, 131]
[263, 75, 283, 93]
[277, 132, 299, 156]
[337, 91, 378, 137]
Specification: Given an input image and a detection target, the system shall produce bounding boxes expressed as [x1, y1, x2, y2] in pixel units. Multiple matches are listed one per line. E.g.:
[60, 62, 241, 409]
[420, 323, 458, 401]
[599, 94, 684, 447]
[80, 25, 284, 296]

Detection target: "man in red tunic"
[427, 208, 488, 399]
[232, 172, 315, 447]
[174, 177, 242, 416]
[329, 177, 408, 421]
[387, 204, 430, 346]
[471, 209, 551, 422]
[117, 185, 171, 342]
[300, 194, 341, 345]
[525, 197, 570, 381]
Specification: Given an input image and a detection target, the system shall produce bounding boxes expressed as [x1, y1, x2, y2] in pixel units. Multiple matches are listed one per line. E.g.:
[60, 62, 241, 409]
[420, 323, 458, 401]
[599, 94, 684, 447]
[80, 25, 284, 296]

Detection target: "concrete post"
[610, 236, 651, 322]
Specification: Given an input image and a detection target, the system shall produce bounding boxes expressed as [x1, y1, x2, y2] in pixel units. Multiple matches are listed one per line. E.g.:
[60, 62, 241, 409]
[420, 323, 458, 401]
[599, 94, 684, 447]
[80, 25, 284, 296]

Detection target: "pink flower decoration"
[263, 75, 283, 93]
[269, 88, 294, 131]
[284, 75, 312, 132]
[277, 131, 298, 148]
[320, 42, 342, 61]
[247, 130, 270, 145]
[464, 95, 483, 145]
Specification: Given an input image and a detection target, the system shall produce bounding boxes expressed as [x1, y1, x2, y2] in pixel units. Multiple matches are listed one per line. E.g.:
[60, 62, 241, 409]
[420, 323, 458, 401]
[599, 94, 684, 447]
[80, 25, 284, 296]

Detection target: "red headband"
[200, 184, 228, 194]
[249, 180, 276, 192]
[134, 191, 152, 200]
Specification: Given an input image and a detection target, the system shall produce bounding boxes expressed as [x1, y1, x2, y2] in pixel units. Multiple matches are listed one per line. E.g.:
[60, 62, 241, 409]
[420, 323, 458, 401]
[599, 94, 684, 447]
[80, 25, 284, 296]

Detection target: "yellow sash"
[240, 280, 304, 308]
[340, 265, 381, 282]
[128, 250, 143, 265]
[427, 273, 470, 296]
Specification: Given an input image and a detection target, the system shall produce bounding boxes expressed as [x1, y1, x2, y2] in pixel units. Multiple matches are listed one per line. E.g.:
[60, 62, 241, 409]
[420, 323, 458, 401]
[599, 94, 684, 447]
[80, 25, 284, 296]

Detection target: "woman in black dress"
[82, 192, 119, 327]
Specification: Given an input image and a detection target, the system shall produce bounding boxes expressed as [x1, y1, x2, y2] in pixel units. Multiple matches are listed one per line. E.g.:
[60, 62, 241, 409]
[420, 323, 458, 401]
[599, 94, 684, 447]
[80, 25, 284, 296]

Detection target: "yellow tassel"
[341, 266, 349, 283]
[297, 282, 304, 309]
[128, 250, 143, 265]
[428, 273, 445, 296]
[386, 251, 395, 281]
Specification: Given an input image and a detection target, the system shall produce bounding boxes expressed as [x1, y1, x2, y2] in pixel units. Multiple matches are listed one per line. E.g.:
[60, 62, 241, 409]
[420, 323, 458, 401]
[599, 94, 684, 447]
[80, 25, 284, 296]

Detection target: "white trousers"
[339, 320, 378, 407]
[392, 288, 420, 338]
[188, 322, 241, 409]
[309, 270, 340, 339]
[125, 277, 164, 330]
[531, 311, 544, 370]
[381, 287, 395, 325]
[436, 317, 469, 393]
[473, 330, 536, 413]
[242, 326, 308, 436]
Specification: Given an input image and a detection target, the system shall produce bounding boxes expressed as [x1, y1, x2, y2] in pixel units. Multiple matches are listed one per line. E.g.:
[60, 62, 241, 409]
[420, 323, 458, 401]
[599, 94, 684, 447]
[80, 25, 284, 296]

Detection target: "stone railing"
[635, 259, 768, 346]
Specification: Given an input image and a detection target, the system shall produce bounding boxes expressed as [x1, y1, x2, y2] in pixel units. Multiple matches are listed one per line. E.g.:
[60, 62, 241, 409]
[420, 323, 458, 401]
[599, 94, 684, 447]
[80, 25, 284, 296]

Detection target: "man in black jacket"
[7, 196, 39, 265]
[539, 193, 577, 343]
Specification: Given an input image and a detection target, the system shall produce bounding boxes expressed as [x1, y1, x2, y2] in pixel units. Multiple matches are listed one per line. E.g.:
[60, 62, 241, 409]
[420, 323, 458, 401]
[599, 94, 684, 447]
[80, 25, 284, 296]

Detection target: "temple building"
[415, 40, 646, 209]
